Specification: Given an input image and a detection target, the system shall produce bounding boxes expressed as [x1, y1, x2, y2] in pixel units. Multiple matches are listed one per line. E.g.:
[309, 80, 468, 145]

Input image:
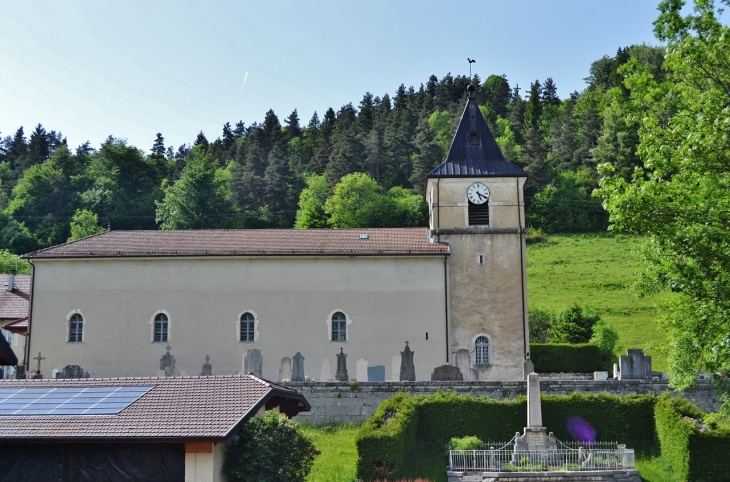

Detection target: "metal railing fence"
[449, 439, 635, 472]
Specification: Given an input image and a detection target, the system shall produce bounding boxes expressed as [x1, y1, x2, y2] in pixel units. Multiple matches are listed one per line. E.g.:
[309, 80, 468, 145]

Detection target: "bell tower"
[426, 84, 529, 380]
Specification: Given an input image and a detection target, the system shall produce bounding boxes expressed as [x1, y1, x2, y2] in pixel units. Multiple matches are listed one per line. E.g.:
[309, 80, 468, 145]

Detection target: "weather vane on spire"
[467, 58, 476, 77]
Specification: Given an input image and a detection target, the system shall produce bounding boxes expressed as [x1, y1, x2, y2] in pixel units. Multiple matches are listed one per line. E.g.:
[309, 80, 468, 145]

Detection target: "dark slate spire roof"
[428, 85, 527, 178]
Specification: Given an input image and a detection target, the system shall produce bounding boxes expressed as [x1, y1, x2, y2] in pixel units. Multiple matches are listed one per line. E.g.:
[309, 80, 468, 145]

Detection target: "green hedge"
[655, 396, 730, 482]
[531, 343, 611, 373]
[356, 391, 658, 482]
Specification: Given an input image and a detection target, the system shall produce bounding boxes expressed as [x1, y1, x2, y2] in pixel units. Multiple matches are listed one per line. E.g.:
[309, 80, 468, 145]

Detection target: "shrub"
[528, 307, 555, 343]
[223, 410, 320, 482]
[531, 343, 611, 373]
[655, 396, 730, 482]
[449, 436, 482, 450]
[551, 302, 600, 343]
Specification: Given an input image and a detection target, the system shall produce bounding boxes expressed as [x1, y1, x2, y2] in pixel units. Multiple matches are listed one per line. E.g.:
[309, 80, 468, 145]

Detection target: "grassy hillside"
[526, 233, 668, 371]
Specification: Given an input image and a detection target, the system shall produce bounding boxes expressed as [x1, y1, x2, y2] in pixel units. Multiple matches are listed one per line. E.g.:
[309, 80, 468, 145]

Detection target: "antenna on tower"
[467, 58, 476, 77]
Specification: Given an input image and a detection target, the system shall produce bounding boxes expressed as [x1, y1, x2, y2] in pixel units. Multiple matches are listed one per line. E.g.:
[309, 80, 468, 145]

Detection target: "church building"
[21, 85, 530, 382]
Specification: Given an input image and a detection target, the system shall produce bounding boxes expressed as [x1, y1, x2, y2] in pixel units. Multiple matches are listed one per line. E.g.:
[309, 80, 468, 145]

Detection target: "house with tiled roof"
[19, 86, 530, 383]
[0, 374, 309, 481]
[0, 273, 29, 377]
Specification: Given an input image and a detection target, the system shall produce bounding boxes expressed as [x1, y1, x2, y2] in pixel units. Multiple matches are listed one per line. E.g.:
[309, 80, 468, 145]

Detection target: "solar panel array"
[0, 386, 153, 416]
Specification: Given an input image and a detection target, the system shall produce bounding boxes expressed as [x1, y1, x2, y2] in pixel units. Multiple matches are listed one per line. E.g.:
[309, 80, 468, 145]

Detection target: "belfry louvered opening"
[468, 201, 489, 226]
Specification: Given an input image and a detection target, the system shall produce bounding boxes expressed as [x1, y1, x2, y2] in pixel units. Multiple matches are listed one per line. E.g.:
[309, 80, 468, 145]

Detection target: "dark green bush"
[655, 396, 730, 482]
[531, 343, 612, 373]
[551, 302, 601, 343]
[223, 410, 320, 482]
[357, 391, 658, 482]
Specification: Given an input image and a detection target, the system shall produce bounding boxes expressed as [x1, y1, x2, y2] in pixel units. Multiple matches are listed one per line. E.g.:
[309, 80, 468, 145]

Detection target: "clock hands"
[476, 191, 487, 201]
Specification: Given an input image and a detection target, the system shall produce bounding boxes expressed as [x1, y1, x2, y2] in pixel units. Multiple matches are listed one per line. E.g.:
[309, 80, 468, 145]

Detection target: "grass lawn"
[299, 423, 360, 482]
[526, 233, 669, 371]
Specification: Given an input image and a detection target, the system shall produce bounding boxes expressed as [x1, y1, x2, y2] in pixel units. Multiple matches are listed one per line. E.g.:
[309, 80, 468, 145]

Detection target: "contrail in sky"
[239, 71, 249, 96]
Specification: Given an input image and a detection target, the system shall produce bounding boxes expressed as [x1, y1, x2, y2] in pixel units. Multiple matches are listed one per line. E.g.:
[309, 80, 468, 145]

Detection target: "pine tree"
[151, 133, 166, 161]
[263, 142, 298, 227]
[233, 121, 246, 139]
[482, 75, 511, 118]
[7, 127, 28, 173]
[409, 117, 443, 192]
[523, 80, 543, 132]
[27, 124, 51, 167]
[222, 122, 235, 151]
[541, 78, 560, 107]
[194, 131, 209, 150]
[284, 109, 302, 142]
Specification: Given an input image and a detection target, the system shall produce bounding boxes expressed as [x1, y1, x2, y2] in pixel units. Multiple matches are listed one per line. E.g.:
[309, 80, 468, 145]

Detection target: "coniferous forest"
[0, 44, 663, 254]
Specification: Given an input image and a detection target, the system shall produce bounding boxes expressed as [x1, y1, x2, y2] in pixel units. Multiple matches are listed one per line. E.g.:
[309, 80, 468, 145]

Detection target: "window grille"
[68, 313, 83, 342]
[468, 201, 490, 226]
[153, 313, 168, 343]
[240, 312, 255, 342]
[475, 336, 489, 364]
[331, 312, 347, 342]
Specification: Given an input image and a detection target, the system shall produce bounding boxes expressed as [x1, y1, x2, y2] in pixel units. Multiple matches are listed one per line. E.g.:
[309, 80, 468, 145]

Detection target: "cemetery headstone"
[200, 354, 212, 376]
[159, 344, 175, 370]
[244, 349, 263, 377]
[431, 365, 463, 381]
[279, 357, 292, 382]
[58, 365, 90, 379]
[400, 341, 415, 381]
[291, 352, 305, 382]
[619, 349, 652, 379]
[335, 347, 348, 381]
[320, 357, 331, 381]
[356, 358, 368, 382]
[454, 348, 473, 381]
[367, 365, 386, 382]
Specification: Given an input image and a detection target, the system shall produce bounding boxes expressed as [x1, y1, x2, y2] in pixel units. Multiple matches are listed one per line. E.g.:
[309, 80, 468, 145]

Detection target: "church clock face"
[467, 183, 490, 205]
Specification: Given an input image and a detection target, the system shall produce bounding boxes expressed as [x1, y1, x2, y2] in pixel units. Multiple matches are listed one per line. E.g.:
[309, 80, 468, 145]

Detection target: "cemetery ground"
[298, 233, 679, 482]
[298, 422, 676, 482]
[526, 233, 667, 370]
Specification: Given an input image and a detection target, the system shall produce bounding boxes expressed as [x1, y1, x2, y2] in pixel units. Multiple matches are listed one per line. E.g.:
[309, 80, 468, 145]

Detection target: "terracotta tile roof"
[23, 228, 449, 259]
[0, 275, 30, 320]
[0, 375, 309, 442]
[3, 316, 28, 335]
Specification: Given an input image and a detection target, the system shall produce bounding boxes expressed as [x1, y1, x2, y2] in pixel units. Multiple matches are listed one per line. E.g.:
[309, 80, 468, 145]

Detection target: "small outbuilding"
[0, 374, 310, 481]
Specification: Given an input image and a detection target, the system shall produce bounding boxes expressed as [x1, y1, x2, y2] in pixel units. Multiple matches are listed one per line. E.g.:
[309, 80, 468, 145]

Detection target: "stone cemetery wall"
[288, 379, 720, 425]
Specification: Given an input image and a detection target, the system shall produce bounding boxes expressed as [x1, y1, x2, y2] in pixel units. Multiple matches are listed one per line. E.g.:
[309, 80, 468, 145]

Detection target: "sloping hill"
[526, 234, 668, 371]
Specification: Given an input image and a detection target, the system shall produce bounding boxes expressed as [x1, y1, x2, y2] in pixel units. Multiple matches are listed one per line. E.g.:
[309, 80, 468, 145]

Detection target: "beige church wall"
[427, 177, 526, 230]
[27, 256, 447, 382]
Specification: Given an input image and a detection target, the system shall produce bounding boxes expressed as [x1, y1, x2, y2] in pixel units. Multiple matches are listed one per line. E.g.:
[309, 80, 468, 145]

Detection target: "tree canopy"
[597, 0, 730, 399]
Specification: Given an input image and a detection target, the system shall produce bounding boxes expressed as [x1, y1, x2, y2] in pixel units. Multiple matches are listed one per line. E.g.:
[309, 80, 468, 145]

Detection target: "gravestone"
[356, 358, 368, 382]
[391, 356, 400, 381]
[320, 357, 331, 381]
[57, 365, 90, 379]
[367, 365, 386, 382]
[164, 365, 180, 377]
[200, 354, 212, 376]
[335, 348, 348, 381]
[291, 352, 305, 382]
[400, 341, 415, 381]
[454, 348, 473, 381]
[619, 349, 652, 379]
[244, 349, 262, 377]
[159, 344, 175, 370]
[279, 357, 292, 382]
[431, 365, 463, 381]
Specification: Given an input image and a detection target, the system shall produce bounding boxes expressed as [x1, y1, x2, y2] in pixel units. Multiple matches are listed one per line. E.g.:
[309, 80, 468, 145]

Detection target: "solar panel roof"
[0, 386, 152, 416]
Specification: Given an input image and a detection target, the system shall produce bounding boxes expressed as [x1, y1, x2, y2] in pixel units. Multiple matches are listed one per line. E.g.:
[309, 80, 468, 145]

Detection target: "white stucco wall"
[28, 255, 448, 381]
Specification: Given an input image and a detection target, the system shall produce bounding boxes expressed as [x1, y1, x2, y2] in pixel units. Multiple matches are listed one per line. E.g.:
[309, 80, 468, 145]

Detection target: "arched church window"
[475, 335, 489, 365]
[153, 313, 169, 342]
[331, 312, 347, 342]
[68, 313, 84, 343]
[240, 312, 255, 342]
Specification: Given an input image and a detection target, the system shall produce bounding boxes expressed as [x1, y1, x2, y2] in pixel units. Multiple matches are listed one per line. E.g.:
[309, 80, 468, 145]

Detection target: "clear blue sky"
[1, 1, 665, 152]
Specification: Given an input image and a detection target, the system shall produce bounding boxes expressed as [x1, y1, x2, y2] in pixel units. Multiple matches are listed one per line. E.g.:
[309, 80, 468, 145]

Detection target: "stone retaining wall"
[287, 380, 720, 425]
